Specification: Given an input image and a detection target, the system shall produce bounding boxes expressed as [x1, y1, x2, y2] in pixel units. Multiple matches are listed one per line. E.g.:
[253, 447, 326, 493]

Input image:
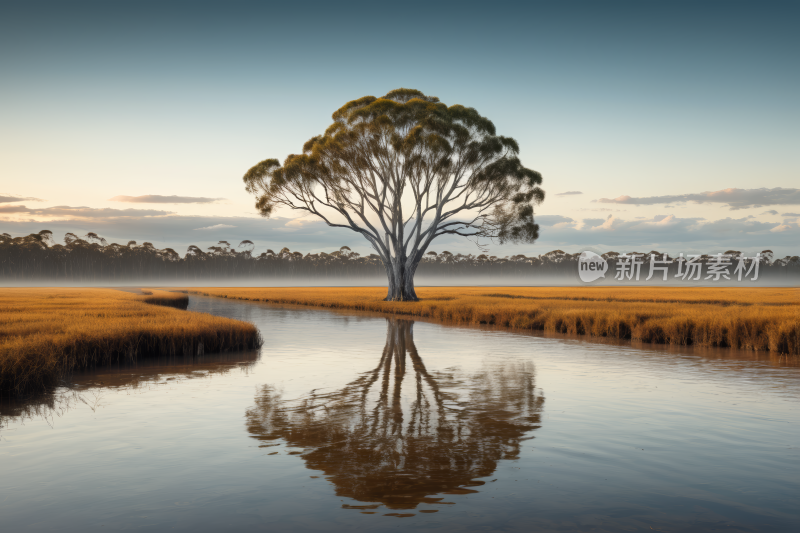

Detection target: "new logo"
[578, 251, 608, 282]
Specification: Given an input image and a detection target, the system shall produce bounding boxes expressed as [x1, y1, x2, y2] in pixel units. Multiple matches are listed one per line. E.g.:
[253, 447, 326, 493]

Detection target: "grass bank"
[139, 289, 190, 309]
[0, 288, 262, 395]
[187, 287, 799, 356]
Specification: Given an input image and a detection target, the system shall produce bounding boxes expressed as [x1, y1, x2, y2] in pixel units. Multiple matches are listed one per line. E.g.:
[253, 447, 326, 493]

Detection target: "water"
[1, 296, 798, 532]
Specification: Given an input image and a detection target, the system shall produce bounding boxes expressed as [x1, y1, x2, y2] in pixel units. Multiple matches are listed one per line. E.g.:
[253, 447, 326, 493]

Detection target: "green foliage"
[243, 89, 545, 249]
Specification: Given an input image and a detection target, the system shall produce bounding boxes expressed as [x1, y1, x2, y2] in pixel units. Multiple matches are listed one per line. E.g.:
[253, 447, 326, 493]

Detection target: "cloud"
[582, 218, 607, 228]
[285, 217, 324, 229]
[555, 191, 583, 196]
[595, 187, 800, 210]
[0, 205, 172, 219]
[1, 212, 797, 263]
[109, 195, 224, 204]
[771, 224, 793, 233]
[592, 215, 617, 231]
[0, 215, 366, 256]
[0, 195, 43, 203]
[576, 213, 788, 239]
[761, 210, 779, 215]
[535, 215, 575, 227]
[194, 224, 236, 230]
[0, 205, 29, 214]
[782, 212, 800, 217]
[510, 213, 799, 258]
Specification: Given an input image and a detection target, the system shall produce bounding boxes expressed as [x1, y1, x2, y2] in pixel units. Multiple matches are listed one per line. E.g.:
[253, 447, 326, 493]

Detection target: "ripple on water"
[0, 295, 798, 533]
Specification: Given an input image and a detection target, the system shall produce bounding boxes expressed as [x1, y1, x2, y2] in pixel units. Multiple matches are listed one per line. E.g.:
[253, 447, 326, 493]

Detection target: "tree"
[243, 88, 545, 301]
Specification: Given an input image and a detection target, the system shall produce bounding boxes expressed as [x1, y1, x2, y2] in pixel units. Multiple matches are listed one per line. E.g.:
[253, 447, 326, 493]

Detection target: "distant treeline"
[1, 230, 799, 282]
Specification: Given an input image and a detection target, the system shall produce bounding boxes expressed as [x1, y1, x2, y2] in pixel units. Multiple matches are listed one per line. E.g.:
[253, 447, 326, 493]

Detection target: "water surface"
[1, 296, 798, 532]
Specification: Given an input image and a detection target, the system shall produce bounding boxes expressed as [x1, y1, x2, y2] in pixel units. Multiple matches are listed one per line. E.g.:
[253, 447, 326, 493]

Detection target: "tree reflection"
[246, 318, 544, 510]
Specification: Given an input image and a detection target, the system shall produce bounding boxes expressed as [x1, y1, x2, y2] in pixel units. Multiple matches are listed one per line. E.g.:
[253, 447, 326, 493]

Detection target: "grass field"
[0, 288, 261, 395]
[187, 286, 800, 356]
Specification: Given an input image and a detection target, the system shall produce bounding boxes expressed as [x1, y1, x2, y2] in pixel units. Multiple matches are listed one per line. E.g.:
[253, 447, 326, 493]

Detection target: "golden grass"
[138, 289, 190, 309]
[187, 286, 800, 356]
[0, 288, 261, 395]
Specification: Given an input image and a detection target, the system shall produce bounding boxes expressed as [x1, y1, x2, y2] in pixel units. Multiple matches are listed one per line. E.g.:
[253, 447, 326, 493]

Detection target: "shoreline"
[185, 286, 800, 356]
[0, 288, 262, 396]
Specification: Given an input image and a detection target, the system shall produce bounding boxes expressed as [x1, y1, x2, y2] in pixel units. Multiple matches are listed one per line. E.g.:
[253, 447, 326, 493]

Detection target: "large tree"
[243, 89, 544, 301]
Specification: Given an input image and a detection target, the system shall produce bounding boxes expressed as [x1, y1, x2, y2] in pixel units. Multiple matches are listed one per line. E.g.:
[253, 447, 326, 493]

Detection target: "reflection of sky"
[1, 298, 799, 529]
[1, 1, 798, 256]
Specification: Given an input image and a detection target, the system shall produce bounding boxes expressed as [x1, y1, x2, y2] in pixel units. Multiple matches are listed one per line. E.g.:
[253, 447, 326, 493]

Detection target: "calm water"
[1, 296, 799, 532]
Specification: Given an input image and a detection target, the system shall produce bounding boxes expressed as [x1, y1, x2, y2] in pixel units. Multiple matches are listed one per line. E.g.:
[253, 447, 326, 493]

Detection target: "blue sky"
[1, 1, 798, 257]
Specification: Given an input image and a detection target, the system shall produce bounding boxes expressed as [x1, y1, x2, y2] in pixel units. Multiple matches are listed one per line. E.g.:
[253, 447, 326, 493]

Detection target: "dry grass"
[0, 288, 261, 395]
[138, 289, 189, 309]
[187, 286, 800, 356]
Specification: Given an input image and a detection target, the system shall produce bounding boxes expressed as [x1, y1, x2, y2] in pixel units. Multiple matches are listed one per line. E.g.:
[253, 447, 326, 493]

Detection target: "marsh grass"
[187, 287, 799, 355]
[0, 288, 261, 396]
[139, 290, 189, 310]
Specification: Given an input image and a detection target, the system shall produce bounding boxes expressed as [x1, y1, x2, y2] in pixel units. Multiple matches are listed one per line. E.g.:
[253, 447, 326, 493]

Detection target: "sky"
[1, 0, 798, 258]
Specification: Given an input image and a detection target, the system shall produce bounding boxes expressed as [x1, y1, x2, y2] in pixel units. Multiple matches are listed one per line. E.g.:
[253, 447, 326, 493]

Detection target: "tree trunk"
[384, 255, 420, 301]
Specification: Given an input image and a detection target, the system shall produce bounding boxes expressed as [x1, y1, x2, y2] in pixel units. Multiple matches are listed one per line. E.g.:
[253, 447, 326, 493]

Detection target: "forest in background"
[1, 230, 799, 283]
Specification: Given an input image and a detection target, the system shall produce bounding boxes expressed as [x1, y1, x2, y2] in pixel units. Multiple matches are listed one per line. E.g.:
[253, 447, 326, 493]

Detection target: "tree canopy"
[243, 88, 545, 300]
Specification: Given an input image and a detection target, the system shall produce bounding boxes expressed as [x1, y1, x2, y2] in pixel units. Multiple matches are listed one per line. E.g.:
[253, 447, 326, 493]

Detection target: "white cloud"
[771, 224, 792, 233]
[2, 211, 797, 261]
[194, 224, 236, 230]
[591, 215, 617, 231]
[0, 205, 172, 219]
[1, 215, 365, 256]
[285, 217, 322, 228]
[536, 215, 575, 227]
[595, 187, 800, 210]
[0, 195, 43, 203]
[110, 195, 224, 204]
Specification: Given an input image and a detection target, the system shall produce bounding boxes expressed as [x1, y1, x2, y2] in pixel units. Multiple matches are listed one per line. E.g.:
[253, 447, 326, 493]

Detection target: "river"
[1, 296, 798, 532]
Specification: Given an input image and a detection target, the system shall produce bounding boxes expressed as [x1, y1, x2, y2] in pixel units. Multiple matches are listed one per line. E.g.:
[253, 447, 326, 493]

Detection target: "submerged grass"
[187, 286, 800, 356]
[0, 288, 262, 396]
